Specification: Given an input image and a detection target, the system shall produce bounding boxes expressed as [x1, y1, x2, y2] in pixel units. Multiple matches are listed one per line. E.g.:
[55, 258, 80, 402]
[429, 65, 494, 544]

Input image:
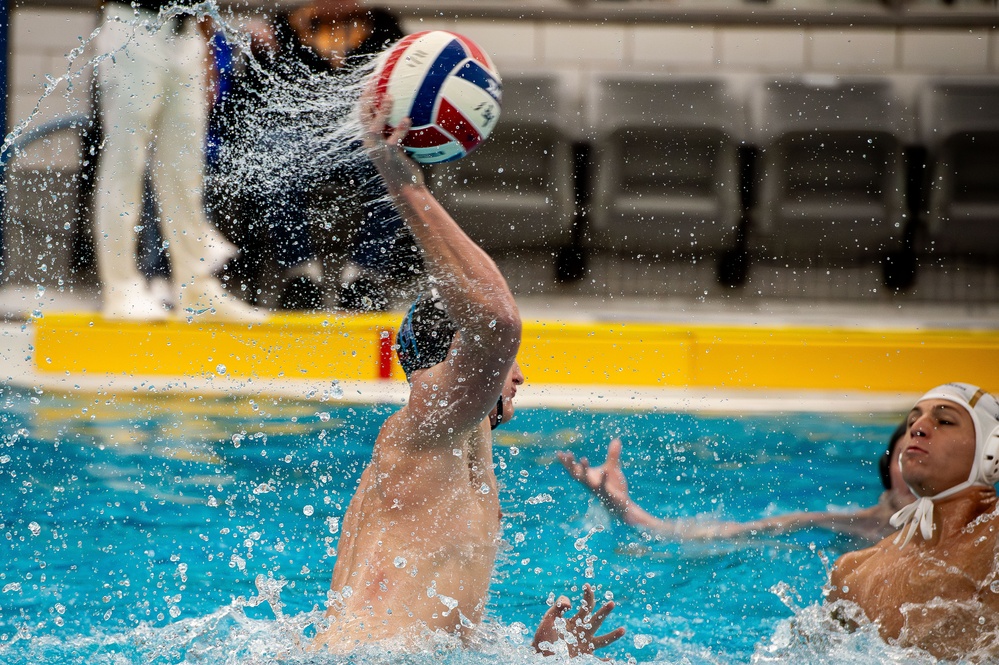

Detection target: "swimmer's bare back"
[318, 413, 501, 648]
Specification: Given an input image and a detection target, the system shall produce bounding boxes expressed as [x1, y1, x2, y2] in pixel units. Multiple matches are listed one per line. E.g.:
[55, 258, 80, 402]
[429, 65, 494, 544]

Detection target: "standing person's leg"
[93, 5, 169, 320]
[265, 182, 326, 311]
[154, 19, 259, 322]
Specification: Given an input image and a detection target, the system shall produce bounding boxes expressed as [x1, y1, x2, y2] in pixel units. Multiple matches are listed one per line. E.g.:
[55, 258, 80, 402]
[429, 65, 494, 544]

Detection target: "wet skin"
[828, 401, 999, 661]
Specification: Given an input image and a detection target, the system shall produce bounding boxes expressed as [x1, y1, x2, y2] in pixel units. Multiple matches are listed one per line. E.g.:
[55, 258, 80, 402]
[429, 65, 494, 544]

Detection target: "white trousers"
[94, 4, 220, 292]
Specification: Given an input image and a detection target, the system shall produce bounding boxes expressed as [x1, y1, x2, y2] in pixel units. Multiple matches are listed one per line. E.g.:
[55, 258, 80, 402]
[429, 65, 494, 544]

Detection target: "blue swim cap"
[396, 289, 458, 379]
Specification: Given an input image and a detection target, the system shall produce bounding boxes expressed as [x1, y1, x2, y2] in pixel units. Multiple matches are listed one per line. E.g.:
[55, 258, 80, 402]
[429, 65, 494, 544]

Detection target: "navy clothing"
[210, 9, 407, 272]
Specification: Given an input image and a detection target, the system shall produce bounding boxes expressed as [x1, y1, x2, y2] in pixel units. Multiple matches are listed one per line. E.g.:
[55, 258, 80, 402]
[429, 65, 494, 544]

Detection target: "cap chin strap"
[890, 425, 999, 547]
[889, 480, 977, 547]
[489, 396, 503, 430]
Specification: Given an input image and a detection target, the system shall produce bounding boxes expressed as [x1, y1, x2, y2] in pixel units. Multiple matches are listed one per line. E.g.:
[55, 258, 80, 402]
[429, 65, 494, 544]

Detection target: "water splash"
[752, 600, 938, 665]
[573, 525, 604, 551]
[3, 0, 376, 214]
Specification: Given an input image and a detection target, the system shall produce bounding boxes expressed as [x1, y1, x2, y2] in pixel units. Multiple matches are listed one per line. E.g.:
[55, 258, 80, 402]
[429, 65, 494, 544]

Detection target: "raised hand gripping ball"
[370, 31, 502, 164]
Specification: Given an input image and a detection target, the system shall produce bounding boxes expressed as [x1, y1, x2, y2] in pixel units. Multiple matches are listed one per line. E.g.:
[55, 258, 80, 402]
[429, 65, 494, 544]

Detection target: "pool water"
[0, 386, 925, 664]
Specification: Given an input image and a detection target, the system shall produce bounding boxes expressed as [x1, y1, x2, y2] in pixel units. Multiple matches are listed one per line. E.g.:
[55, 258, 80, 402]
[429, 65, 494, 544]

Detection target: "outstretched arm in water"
[558, 439, 896, 541]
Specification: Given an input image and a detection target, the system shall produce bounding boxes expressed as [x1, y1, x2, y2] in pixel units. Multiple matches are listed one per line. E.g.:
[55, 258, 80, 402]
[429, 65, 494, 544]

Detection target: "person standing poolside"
[212, 0, 421, 311]
[558, 423, 914, 542]
[313, 94, 624, 656]
[94, 0, 261, 321]
[827, 382, 999, 661]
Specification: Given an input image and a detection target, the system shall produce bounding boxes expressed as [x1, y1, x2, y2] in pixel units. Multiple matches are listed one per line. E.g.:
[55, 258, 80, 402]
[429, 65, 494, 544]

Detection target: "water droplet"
[28, 522, 41, 536]
[394, 557, 407, 568]
[216, 364, 226, 375]
[479, 483, 490, 494]
[318, 412, 330, 422]
[438, 594, 458, 615]
[303, 505, 315, 516]
[634, 634, 652, 649]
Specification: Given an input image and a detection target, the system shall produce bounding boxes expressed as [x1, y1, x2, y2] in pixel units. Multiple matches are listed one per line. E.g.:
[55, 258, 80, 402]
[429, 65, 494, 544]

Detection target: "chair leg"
[718, 215, 750, 288]
[882, 246, 917, 292]
[555, 243, 587, 283]
[883, 145, 927, 293]
[554, 141, 594, 284]
[717, 144, 758, 288]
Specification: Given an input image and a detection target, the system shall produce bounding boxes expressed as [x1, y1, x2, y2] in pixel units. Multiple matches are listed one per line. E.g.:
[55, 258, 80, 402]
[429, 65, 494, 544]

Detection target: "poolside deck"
[2, 285, 997, 413]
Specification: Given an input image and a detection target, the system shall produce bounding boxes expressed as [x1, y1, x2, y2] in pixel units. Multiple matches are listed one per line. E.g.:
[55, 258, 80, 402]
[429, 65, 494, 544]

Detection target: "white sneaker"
[203, 227, 239, 274]
[102, 281, 171, 321]
[149, 277, 175, 310]
[177, 276, 266, 323]
[339, 261, 364, 288]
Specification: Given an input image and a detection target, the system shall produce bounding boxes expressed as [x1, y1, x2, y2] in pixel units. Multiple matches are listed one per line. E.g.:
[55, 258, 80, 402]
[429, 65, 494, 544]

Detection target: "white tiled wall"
[449, 19, 541, 65]
[718, 27, 807, 71]
[10, 9, 98, 130]
[807, 28, 897, 73]
[8, 8, 999, 137]
[9, 9, 97, 122]
[898, 28, 991, 73]
[632, 26, 716, 69]
[396, 19, 998, 85]
[540, 23, 627, 66]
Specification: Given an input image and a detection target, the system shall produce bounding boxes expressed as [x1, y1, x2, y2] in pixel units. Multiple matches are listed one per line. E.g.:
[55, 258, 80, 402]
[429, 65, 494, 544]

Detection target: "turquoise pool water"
[0, 386, 916, 664]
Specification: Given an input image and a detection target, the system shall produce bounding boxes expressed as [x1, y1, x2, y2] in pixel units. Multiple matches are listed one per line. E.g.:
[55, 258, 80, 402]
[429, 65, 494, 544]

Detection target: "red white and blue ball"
[372, 31, 502, 164]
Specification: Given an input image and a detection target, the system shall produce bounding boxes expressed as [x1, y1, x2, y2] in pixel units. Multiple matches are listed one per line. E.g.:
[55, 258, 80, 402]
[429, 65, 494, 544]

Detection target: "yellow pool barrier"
[32, 312, 999, 393]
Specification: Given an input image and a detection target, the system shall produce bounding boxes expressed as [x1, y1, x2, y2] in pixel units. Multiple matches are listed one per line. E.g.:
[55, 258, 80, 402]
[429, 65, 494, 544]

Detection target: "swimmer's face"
[900, 399, 976, 496]
[490, 361, 524, 426]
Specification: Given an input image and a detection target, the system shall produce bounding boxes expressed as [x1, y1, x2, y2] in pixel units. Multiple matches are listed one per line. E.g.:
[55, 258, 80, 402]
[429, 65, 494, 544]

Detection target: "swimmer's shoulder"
[831, 537, 887, 581]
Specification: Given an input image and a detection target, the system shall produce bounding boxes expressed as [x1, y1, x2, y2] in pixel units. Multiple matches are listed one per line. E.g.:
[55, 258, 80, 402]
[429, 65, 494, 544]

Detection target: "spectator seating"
[750, 76, 909, 261]
[919, 79, 999, 259]
[587, 75, 745, 255]
[428, 73, 576, 253]
[7, 74, 999, 304]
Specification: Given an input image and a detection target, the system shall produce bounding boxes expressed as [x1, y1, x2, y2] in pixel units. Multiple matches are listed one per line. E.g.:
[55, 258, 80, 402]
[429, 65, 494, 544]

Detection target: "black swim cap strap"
[490, 395, 503, 430]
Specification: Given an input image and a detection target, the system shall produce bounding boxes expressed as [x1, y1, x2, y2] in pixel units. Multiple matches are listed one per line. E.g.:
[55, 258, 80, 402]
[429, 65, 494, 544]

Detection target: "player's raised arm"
[361, 92, 521, 440]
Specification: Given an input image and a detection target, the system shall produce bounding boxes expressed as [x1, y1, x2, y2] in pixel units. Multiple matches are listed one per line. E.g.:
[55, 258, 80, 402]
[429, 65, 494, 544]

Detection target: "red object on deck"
[378, 329, 394, 380]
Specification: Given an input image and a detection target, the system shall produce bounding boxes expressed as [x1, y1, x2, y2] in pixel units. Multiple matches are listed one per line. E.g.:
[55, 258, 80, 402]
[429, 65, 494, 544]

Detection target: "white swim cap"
[890, 382, 999, 546]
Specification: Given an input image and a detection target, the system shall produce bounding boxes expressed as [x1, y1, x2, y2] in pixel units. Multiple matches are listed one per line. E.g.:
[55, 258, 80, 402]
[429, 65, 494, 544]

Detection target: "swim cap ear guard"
[890, 382, 999, 546]
[396, 289, 458, 380]
[981, 426, 999, 485]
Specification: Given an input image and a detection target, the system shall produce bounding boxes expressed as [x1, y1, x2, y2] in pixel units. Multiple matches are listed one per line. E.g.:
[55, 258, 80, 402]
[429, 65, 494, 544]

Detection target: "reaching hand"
[557, 439, 632, 517]
[532, 584, 626, 658]
[358, 88, 424, 193]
